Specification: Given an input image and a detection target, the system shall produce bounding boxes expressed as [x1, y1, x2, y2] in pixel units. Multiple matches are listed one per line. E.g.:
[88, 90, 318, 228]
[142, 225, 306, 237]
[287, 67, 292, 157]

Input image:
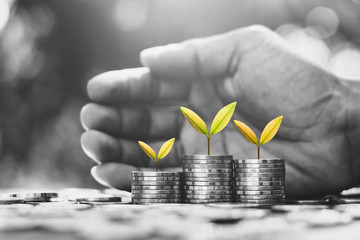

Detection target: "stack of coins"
[131, 171, 182, 204]
[234, 159, 285, 204]
[182, 155, 233, 203]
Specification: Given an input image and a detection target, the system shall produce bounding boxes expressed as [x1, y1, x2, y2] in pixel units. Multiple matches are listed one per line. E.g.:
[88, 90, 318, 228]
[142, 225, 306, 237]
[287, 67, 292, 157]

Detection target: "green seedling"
[234, 116, 283, 159]
[180, 102, 237, 155]
[138, 138, 175, 172]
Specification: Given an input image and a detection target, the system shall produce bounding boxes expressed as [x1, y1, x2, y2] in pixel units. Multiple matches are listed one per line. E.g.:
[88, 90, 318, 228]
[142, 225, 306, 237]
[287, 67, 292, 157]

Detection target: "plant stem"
[207, 136, 210, 155]
[156, 159, 158, 172]
[257, 145, 260, 160]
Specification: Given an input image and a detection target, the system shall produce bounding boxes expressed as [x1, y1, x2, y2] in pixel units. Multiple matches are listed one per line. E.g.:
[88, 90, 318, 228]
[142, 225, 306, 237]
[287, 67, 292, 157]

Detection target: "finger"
[81, 130, 182, 167]
[87, 67, 190, 104]
[80, 103, 182, 140]
[140, 27, 269, 80]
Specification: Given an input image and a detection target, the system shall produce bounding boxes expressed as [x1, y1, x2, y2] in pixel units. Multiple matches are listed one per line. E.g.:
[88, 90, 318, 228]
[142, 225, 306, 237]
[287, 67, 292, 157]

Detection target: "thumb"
[140, 29, 243, 80]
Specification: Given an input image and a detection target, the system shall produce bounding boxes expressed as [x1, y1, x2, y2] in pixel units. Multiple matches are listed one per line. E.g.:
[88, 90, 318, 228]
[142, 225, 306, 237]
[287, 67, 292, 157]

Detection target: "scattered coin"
[0, 197, 24, 204]
[9, 192, 58, 198]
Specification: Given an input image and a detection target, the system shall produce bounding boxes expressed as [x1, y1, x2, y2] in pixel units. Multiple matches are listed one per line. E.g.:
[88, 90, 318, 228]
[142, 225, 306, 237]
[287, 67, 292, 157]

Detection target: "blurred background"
[0, 0, 359, 189]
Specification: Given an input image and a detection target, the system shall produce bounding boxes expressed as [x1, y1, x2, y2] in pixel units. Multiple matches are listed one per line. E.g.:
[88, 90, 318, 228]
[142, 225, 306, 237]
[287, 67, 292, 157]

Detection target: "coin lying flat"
[235, 168, 285, 173]
[132, 176, 181, 181]
[183, 168, 233, 173]
[183, 164, 233, 169]
[132, 171, 181, 177]
[73, 196, 122, 202]
[234, 163, 285, 168]
[0, 197, 24, 204]
[183, 155, 232, 160]
[184, 172, 233, 178]
[234, 159, 284, 164]
[23, 197, 53, 202]
[182, 160, 233, 164]
[235, 190, 285, 195]
[234, 177, 284, 182]
[132, 194, 181, 199]
[183, 185, 233, 190]
[132, 198, 181, 203]
[234, 185, 285, 191]
[131, 189, 181, 194]
[184, 198, 232, 203]
[131, 181, 181, 186]
[9, 192, 58, 198]
[235, 194, 285, 199]
[185, 181, 233, 186]
[131, 185, 181, 190]
[235, 181, 284, 186]
[183, 190, 233, 195]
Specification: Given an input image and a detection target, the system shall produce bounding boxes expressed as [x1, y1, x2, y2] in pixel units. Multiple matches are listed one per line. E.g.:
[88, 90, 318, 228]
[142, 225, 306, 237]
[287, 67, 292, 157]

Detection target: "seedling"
[180, 102, 237, 155]
[138, 138, 175, 172]
[234, 116, 283, 159]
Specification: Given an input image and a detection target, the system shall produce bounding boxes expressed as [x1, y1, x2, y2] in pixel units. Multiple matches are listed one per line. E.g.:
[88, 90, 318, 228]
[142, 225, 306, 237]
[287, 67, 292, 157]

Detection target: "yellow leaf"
[234, 120, 257, 145]
[180, 107, 207, 135]
[259, 116, 283, 145]
[210, 102, 237, 135]
[138, 141, 156, 159]
[158, 138, 175, 160]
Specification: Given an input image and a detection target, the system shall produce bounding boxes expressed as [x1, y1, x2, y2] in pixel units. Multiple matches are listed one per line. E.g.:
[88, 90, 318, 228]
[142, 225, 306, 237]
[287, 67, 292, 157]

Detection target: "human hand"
[81, 25, 357, 198]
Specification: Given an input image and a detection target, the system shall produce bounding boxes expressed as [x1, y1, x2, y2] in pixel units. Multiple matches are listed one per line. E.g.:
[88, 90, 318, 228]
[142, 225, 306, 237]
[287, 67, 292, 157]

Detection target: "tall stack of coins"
[182, 155, 233, 203]
[233, 159, 285, 204]
[131, 171, 182, 204]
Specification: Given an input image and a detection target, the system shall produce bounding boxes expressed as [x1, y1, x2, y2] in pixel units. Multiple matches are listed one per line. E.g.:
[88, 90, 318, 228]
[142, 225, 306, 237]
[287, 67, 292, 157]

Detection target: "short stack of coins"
[234, 158, 285, 204]
[131, 171, 182, 204]
[182, 155, 233, 203]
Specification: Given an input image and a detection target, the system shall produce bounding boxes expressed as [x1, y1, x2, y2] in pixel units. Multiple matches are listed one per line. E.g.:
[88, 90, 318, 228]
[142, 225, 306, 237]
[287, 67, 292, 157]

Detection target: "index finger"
[87, 67, 190, 104]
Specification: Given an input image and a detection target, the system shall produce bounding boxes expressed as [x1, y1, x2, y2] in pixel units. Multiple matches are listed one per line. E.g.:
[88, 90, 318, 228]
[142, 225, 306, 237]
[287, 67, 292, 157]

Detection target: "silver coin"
[132, 171, 181, 177]
[184, 198, 232, 203]
[235, 181, 284, 186]
[183, 164, 233, 169]
[235, 190, 285, 195]
[234, 177, 284, 182]
[182, 160, 233, 164]
[73, 196, 122, 202]
[235, 168, 285, 173]
[235, 199, 286, 204]
[132, 193, 181, 199]
[235, 194, 285, 199]
[184, 177, 233, 182]
[132, 176, 181, 181]
[233, 159, 284, 164]
[183, 185, 233, 190]
[131, 181, 181, 186]
[183, 155, 232, 160]
[183, 190, 233, 195]
[131, 189, 181, 194]
[234, 172, 285, 177]
[184, 172, 233, 178]
[132, 198, 182, 204]
[0, 197, 24, 204]
[183, 168, 233, 173]
[9, 192, 58, 198]
[234, 163, 285, 168]
[23, 197, 52, 202]
[184, 194, 232, 199]
[184, 181, 232, 186]
[234, 185, 285, 191]
[131, 185, 181, 190]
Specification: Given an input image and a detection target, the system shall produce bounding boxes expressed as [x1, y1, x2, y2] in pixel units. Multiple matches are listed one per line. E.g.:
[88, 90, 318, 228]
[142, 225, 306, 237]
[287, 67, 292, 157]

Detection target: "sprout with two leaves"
[180, 102, 237, 155]
[138, 138, 175, 172]
[234, 116, 283, 160]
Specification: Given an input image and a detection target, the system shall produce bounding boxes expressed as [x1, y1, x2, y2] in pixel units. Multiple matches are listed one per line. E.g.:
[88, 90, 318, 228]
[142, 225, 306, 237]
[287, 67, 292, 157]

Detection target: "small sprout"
[234, 116, 283, 159]
[180, 102, 237, 155]
[138, 138, 175, 172]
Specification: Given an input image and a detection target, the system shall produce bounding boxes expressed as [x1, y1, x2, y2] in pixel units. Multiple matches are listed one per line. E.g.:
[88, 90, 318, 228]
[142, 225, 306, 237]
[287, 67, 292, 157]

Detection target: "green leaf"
[158, 138, 175, 160]
[259, 116, 283, 145]
[138, 141, 156, 159]
[210, 102, 237, 135]
[180, 107, 207, 135]
[234, 120, 257, 145]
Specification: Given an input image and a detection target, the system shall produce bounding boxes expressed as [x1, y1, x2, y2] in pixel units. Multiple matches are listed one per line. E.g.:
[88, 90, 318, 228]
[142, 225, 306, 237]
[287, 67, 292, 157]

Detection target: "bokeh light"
[329, 45, 360, 80]
[0, 0, 10, 33]
[113, 0, 149, 32]
[306, 7, 339, 39]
